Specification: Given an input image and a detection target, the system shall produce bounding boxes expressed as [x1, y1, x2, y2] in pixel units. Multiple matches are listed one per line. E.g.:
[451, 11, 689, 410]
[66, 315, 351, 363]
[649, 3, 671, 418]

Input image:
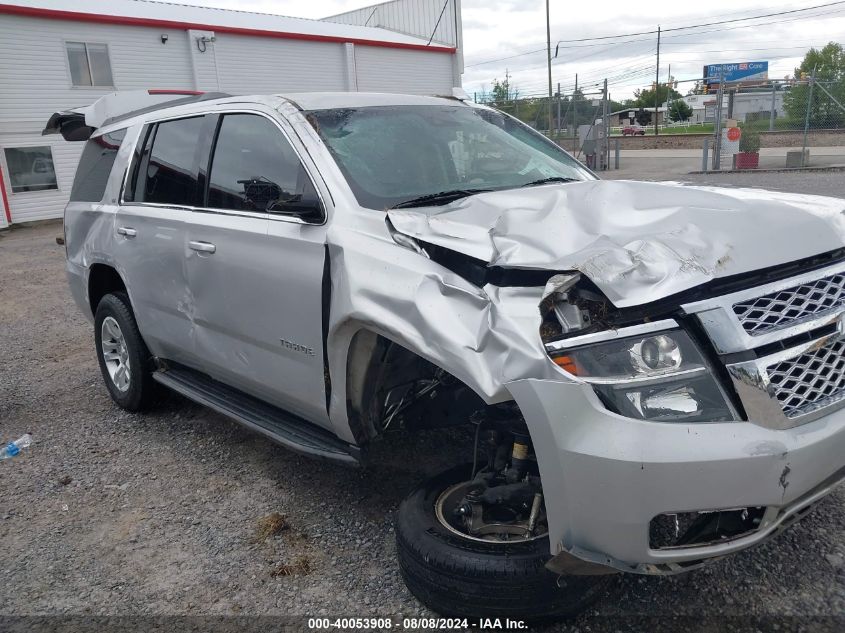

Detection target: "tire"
[94, 291, 158, 411]
[396, 465, 611, 622]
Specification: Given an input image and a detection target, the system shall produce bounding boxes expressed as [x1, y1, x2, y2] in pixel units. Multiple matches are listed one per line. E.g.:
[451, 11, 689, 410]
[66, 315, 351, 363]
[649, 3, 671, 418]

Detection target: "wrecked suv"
[51, 90, 845, 620]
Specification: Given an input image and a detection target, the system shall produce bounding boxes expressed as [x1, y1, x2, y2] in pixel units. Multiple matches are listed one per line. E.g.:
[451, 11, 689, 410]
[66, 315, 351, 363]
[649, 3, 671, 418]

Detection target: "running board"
[153, 364, 360, 465]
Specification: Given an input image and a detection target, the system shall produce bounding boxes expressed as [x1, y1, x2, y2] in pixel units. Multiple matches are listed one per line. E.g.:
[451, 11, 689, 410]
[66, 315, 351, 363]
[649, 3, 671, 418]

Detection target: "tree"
[668, 100, 693, 122]
[783, 42, 845, 128]
[490, 77, 519, 107]
[634, 108, 652, 127]
[631, 84, 683, 109]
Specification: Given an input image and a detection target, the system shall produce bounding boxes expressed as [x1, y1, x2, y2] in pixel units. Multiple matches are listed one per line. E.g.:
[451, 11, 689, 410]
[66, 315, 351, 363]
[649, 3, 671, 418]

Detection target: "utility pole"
[603, 78, 609, 170]
[801, 66, 817, 167]
[546, 0, 553, 136]
[557, 82, 561, 138]
[667, 63, 671, 123]
[573, 73, 578, 139]
[769, 81, 777, 131]
[654, 25, 661, 136]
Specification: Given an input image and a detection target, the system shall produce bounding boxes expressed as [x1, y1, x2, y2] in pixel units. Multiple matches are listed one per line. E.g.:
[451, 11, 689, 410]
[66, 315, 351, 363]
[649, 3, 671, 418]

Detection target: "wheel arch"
[341, 325, 510, 445]
[88, 263, 127, 315]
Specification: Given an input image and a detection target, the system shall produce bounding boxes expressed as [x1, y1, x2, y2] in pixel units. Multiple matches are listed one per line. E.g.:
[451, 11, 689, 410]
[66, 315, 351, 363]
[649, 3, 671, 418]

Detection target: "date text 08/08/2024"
[307, 617, 529, 629]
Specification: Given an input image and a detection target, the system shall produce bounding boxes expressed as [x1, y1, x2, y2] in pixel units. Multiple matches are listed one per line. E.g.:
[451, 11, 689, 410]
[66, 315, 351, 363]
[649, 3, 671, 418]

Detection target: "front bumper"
[508, 377, 845, 574]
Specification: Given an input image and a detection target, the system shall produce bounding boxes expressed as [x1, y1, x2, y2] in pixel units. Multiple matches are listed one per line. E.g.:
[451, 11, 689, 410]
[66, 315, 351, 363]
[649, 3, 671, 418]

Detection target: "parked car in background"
[622, 124, 646, 136]
[48, 90, 845, 622]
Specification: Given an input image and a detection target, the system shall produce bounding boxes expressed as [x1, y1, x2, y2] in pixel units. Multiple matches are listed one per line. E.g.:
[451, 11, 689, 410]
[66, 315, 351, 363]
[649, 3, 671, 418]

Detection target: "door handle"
[117, 226, 137, 238]
[189, 240, 216, 254]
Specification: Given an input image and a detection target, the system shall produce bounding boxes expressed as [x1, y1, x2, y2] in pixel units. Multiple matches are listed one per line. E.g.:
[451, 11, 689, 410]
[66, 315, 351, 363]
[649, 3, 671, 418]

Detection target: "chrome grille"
[767, 338, 845, 419]
[733, 272, 845, 336]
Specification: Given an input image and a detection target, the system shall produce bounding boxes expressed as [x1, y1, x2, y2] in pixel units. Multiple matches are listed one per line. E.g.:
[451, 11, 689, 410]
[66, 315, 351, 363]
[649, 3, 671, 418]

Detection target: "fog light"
[627, 386, 701, 417]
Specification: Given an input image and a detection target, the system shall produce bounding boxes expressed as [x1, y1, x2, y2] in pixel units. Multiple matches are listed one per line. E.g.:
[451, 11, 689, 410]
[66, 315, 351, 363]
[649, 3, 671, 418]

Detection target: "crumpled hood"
[387, 180, 845, 307]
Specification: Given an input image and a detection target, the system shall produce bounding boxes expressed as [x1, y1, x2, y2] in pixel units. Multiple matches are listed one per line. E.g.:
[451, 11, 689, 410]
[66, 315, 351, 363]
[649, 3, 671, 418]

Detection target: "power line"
[464, 0, 845, 68]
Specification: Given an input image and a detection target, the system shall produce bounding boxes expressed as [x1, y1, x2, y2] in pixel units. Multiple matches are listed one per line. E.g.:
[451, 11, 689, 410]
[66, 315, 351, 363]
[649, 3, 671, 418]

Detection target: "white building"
[0, 0, 463, 228]
[682, 91, 785, 125]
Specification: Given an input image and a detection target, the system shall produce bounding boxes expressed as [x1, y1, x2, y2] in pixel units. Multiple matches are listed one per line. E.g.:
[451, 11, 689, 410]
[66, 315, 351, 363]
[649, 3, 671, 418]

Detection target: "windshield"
[306, 105, 595, 210]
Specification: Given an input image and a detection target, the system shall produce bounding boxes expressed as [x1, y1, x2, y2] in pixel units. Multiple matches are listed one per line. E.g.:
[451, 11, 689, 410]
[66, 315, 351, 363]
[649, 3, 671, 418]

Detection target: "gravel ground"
[604, 161, 845, 199]
[2, 209, 845, 631]
[679, 170, 845, 198]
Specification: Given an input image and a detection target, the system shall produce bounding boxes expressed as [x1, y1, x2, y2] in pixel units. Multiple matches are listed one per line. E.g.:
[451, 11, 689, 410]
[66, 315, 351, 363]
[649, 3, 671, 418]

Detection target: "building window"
[66, 42, 114, 87]
[3, 147, 58, 193]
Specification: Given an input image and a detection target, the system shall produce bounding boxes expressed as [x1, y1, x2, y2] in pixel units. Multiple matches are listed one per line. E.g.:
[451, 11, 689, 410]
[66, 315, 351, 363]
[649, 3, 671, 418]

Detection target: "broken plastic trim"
[649, 507, 766, 550]
[42, 111, 95, 141]
[421, 241, 566, 288]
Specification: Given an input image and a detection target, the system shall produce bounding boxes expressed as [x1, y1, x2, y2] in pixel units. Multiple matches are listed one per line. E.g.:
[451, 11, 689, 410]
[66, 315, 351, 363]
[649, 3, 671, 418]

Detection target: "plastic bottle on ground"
[0, 434, 32, 460]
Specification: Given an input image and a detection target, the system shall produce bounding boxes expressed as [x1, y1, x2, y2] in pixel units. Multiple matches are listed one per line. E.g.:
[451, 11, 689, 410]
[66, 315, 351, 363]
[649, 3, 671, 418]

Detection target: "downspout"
[452, 0, 463, 88]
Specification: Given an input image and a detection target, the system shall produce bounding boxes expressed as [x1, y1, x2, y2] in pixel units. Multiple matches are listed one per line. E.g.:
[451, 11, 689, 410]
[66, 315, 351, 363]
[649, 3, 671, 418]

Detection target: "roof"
[281, 92, 468, 111]
[607, 107, 668, 116]
[44, 91, 473, 141]
[0, 0, 455, 52]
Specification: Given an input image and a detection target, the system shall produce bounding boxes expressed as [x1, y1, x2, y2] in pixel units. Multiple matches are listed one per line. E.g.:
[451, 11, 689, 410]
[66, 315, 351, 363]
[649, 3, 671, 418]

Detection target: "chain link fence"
[477, 73, 845, 176]
[710, 77, 845, 170]
[483, 86, 615, 170]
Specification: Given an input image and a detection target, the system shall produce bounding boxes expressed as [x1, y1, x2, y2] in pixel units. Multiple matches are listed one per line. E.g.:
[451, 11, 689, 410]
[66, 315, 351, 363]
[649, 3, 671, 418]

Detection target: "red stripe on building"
[0, 4, 456, 53]
[0, 162, 11, 225]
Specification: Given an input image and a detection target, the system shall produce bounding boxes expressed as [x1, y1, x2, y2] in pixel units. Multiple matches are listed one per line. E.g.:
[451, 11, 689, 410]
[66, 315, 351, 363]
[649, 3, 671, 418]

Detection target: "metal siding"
[209, 35, 347, 94]
[324, 0, 456, 46]
[0, 15, 195, 125]
[0, 9, 456, 223]
[1, 0, 440, 47]
[355, 46, 453, 95]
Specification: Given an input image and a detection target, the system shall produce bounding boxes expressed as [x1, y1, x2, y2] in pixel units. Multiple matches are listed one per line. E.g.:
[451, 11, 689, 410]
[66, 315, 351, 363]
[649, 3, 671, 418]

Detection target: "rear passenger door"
[185, 111, 331, 428]
[115, 115, 207, 366]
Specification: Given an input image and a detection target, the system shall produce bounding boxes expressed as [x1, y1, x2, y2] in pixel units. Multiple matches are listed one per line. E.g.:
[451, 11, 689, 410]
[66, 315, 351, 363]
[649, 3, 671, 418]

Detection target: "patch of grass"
[657, 124, 714, 135]
[252, 512, 289, 543]
[271, 555, 312, 577]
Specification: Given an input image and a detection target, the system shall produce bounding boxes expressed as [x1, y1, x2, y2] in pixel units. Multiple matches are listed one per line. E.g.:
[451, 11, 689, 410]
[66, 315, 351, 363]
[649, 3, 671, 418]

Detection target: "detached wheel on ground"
[396, 464, 611, 621]
[94, 291, 157, 411]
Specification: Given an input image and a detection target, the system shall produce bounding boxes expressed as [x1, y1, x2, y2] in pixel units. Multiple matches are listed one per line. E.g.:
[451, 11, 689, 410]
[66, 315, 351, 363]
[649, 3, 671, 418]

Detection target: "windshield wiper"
[519, 177, 578, 188]
[391, 188, 492, 209]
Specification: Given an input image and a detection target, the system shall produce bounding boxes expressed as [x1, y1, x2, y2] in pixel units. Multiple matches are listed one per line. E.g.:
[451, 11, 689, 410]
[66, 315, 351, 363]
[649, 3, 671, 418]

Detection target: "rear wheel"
[94, 292, 158, 411]
[396, 464, 611, 622]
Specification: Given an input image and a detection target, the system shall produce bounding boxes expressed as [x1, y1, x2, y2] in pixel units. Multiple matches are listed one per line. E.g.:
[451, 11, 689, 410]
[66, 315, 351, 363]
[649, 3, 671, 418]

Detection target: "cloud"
[157, 0, 845, 99]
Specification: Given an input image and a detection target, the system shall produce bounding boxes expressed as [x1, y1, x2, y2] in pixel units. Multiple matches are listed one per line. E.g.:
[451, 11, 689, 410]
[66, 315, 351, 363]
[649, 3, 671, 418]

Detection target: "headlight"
[548, 325, 737, 423]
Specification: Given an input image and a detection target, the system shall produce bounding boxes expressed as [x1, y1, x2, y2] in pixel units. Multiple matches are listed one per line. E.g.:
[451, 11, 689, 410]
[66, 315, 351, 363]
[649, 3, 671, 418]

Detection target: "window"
[3, 146, 58, 193]
[70, 129, 126, 202]
[207, 114, 319, 215]
[66, 42, 114, 87]
[307, 105, 594, 210]
[141, 117, 205, 206]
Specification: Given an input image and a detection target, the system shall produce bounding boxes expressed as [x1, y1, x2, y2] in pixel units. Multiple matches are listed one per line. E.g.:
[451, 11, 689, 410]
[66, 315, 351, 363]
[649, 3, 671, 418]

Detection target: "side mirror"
[269, 197, 324, 224]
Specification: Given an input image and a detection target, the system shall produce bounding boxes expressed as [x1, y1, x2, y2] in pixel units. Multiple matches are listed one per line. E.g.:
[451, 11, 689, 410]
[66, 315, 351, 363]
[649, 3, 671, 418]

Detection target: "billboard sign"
[704, 61, 768, 85]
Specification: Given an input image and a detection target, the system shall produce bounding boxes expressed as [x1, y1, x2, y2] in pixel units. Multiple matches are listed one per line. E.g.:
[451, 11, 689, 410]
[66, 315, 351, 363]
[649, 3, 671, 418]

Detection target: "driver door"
[184, 111, 330, 428]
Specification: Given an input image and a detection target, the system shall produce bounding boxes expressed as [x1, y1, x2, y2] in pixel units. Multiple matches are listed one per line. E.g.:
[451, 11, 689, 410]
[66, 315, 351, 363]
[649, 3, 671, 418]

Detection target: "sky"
[163, 0, 845, 101]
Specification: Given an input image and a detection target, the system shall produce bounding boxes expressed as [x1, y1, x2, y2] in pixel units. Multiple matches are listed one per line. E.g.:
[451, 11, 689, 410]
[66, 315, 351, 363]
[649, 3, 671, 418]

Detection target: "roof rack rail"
[43, 90, 232, 141]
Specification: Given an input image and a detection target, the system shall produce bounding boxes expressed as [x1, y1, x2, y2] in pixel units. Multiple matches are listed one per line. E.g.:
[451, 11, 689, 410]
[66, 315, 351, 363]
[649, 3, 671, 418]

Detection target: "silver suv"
[50, 90, 845, 621]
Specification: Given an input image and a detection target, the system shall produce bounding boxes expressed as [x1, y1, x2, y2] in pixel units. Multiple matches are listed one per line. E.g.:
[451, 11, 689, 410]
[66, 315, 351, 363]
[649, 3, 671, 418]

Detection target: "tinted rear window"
[142, 116, 204, 206]
[69, 129, 126, 202]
